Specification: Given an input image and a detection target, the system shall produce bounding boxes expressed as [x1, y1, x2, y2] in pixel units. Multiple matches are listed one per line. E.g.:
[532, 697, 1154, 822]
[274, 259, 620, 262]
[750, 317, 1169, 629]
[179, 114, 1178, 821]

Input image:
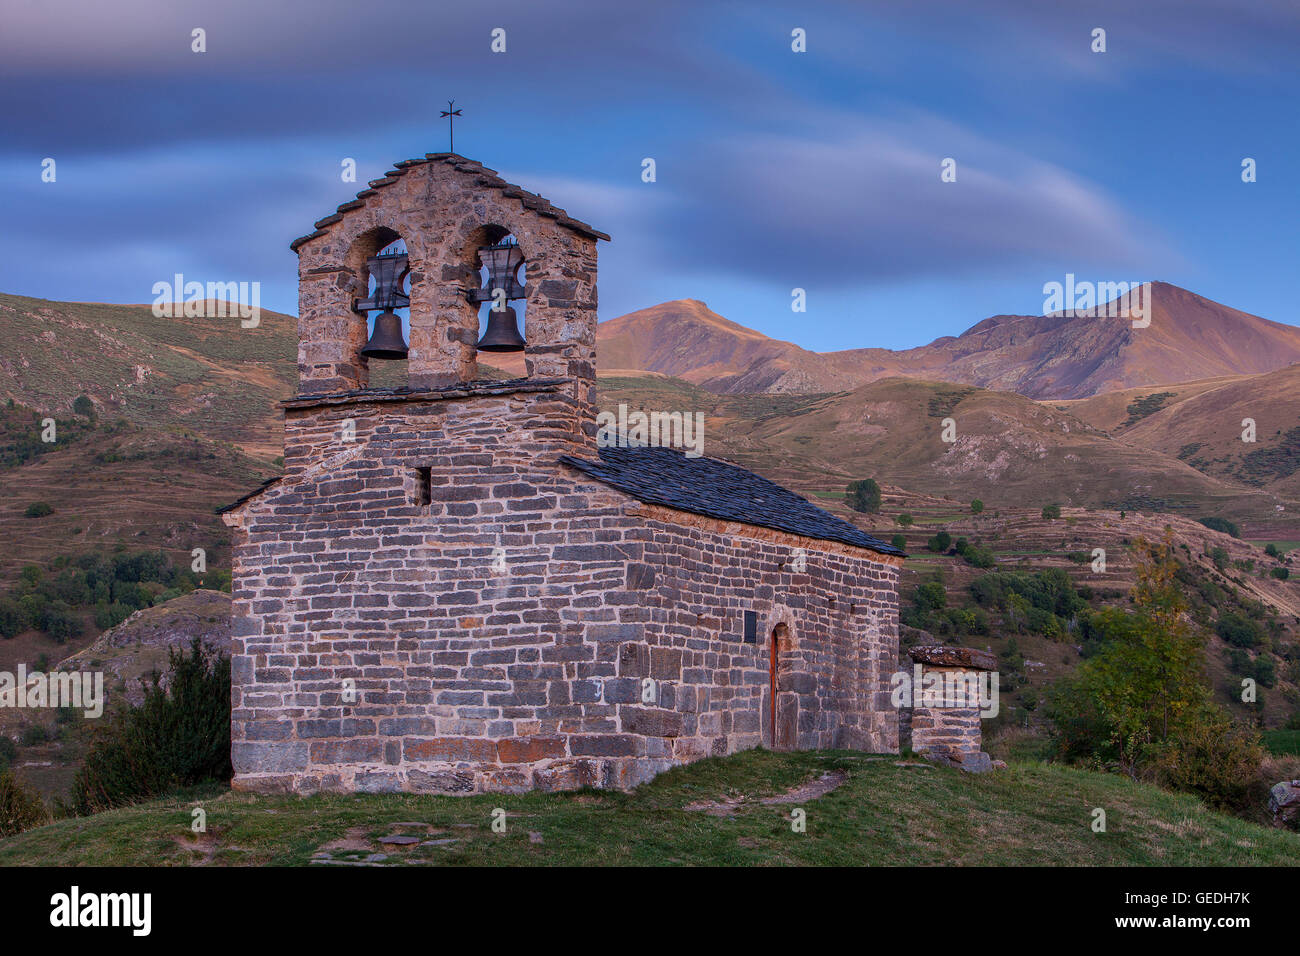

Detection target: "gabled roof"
[560, 445, 906, 558]
[290, 153, 610, 252]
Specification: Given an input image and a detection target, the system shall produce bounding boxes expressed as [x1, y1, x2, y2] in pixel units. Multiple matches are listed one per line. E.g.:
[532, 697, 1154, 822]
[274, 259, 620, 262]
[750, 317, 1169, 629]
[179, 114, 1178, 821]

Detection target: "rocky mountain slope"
[597, 283, 1300, 399]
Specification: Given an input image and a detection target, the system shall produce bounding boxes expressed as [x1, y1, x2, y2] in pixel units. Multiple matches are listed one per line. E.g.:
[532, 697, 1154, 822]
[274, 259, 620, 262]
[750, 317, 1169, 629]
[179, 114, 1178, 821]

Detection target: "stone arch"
[341, 225, 416, 389]
[764, 605, 798, 650]
[452, 222, 530, 359]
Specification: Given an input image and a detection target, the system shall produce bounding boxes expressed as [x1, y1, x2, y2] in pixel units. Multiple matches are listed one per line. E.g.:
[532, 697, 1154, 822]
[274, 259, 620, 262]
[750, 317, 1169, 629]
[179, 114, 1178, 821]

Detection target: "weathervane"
[439, 100, 463, 153]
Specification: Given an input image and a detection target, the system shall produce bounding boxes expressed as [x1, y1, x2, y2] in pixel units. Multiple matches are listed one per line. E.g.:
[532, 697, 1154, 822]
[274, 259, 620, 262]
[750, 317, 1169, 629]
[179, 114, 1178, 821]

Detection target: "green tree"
[970, 499, 984, 514]
[1047, 534, 1211, 771]
[890, 534, 907, 551]
[846, 478, 882, 514]
[926, 531, 952, 553]
[1041, 503, 1062, 520]
[895, 513, 914, 527]
[72, 395, 95, 418]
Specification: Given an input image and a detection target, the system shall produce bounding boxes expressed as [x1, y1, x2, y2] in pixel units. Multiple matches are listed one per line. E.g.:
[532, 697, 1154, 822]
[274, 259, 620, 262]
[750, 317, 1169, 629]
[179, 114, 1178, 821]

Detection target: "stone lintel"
[909, 644, 997, 671]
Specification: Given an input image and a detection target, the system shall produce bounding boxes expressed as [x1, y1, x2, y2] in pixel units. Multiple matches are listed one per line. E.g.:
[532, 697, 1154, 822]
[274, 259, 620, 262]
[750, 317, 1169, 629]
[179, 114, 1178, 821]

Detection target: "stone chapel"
[219, 153, 907, 794]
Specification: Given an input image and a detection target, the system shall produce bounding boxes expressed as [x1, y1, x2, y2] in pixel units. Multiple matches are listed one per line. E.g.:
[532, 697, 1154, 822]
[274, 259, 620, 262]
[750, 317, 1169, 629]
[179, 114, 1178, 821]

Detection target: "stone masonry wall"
[222, 386, 901, 794]
[905, 645, 997, 773]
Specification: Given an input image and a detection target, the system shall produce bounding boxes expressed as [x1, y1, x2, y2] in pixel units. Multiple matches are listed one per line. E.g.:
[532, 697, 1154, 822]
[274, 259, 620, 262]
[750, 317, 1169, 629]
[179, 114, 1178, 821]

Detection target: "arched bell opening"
[458, 225, 528, 378]
[347, 228, 412, 390]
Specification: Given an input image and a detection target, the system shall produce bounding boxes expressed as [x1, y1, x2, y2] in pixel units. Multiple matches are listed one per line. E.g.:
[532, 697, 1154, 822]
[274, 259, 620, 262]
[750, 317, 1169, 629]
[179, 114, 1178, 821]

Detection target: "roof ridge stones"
[290, 152, 610, 252]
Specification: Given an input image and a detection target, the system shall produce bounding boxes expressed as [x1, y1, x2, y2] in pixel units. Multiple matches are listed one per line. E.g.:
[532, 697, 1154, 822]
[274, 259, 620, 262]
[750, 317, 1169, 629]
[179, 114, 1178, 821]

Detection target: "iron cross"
[440, 100, 463, 153]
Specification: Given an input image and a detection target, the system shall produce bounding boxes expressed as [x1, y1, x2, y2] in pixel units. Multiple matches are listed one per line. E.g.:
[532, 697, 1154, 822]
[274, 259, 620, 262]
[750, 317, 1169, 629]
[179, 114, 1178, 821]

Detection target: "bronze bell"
[477, 304, 526, 352]
[360, 310, 408, 360]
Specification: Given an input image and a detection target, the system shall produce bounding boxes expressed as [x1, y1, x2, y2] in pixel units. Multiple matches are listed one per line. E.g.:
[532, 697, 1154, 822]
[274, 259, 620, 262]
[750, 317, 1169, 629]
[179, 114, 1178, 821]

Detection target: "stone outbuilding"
[220, 153, 906, 794]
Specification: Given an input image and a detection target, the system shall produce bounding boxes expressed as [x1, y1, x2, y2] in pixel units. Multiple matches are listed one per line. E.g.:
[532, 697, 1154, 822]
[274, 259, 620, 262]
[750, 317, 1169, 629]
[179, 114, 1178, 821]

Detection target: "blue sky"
[1, 0, 1296, 351]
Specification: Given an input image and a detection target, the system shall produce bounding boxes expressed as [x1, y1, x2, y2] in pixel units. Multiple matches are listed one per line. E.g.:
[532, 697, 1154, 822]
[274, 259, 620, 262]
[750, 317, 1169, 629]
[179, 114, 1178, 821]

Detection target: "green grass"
[1253, 540, 1300, 556]
[1263, 730, 1300, 756]
[1, 750, 1295, 866]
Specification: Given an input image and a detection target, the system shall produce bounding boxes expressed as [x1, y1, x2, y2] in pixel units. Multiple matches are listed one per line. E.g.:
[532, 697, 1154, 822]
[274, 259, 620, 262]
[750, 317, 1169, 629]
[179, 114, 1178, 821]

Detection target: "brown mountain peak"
[596, 282, 1300, 399]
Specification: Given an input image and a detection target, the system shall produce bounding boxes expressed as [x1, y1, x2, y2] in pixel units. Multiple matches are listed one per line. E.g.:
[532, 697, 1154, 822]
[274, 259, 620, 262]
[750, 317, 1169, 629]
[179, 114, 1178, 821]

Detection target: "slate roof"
[560, 445, 905, 558]
[290, 153, 610, 252]
[216, 475, 282, 515]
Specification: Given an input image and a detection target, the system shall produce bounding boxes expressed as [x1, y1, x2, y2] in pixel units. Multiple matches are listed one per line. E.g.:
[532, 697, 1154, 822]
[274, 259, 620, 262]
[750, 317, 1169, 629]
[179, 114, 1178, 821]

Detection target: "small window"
[413, 467, 431, 506]
[742, 610, 757, 644]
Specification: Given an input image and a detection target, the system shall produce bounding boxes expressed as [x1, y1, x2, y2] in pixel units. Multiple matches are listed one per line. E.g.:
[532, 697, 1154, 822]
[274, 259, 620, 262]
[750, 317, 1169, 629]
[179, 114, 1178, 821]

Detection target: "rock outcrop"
[57, 589, 231, 708]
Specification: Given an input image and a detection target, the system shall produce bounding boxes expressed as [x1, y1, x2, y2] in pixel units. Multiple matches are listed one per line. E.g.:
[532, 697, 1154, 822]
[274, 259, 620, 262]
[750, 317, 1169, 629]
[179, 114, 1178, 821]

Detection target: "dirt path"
[684, 770, 849, 816]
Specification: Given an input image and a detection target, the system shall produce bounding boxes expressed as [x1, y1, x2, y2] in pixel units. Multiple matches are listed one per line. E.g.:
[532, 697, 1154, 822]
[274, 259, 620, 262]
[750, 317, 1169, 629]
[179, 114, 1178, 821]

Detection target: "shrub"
[23, 502, 53, 518]
[0, 770, 48, 837]
[1271, 567, 1290, 580]
[93, 601, 134, 630]
[970, 499, 984, 514]
[954, 537, 996, 568]
[1264, 543, 1280, 558]
[1216, 612, 1263, 649]
[925, 531, 952, 553]
[913, 581, 947, 611]
[19, 724, 48, 747]
[71, 639, 231, 814]
[39, 603, 82, 644]
[1041, 503, 1061, 520]
[890, 534, 907, 551]
[1197, 516, 1240, 538]
[1151, 709, 1263, 812]
[895, 513, 914, 527]
[1226, 648, 1252, 675]
[72, 395, 95, 418]
[0, 736, 15, 770]
[0, 598, 26, 639]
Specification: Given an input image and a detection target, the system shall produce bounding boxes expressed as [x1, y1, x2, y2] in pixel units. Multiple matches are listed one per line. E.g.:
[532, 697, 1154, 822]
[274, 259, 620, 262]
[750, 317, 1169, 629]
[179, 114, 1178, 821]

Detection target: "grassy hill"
[1, 750, 1295, 866]
[0, 292, 295, 458]
[0, 403, 270, 584]
[595, 372, 1300, 531]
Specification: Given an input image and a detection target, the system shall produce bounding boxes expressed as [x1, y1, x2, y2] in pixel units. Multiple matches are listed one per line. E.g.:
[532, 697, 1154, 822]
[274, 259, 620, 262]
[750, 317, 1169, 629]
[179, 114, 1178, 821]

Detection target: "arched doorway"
[768, 623, 791, 750]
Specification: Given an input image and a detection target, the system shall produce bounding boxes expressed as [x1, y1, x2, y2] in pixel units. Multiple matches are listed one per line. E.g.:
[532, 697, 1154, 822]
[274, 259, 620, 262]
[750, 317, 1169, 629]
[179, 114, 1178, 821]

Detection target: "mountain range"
[2, 279, 1298, 570]
[598, 282, 1300, 399]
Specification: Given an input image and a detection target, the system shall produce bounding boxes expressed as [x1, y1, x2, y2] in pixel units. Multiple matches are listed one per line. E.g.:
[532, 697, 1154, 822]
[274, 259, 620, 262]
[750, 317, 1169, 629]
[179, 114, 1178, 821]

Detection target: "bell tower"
[289, 153, 608, 399]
